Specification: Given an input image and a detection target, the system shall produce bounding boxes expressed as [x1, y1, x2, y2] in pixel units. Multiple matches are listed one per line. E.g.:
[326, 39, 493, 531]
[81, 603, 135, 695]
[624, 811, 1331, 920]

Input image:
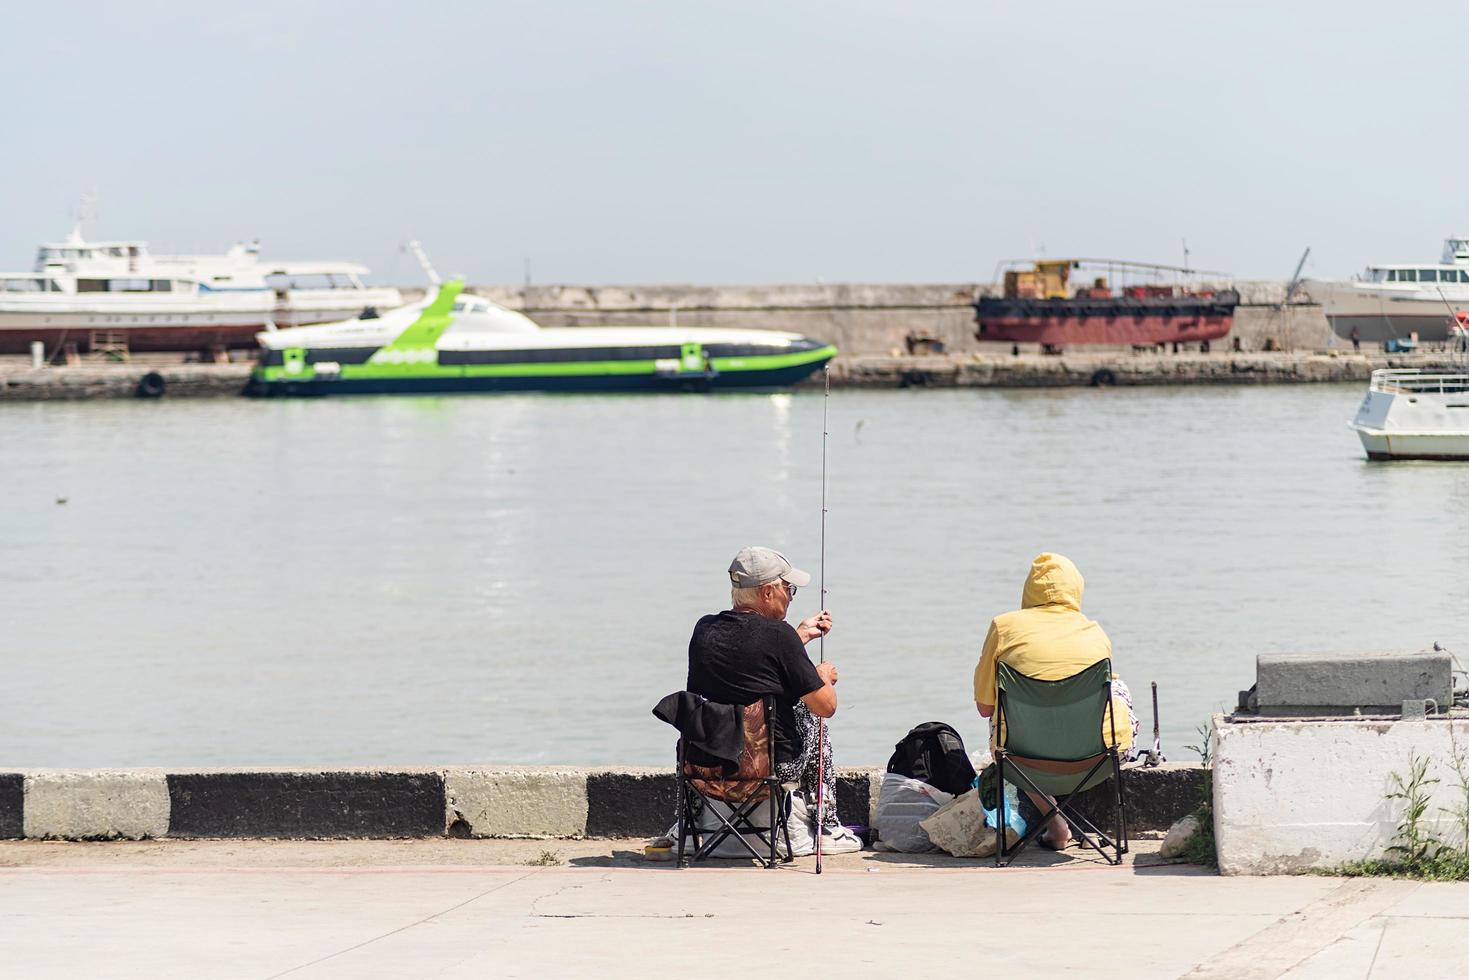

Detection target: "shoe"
[819, 825, 863, 854]
[643, 827, 679, 861]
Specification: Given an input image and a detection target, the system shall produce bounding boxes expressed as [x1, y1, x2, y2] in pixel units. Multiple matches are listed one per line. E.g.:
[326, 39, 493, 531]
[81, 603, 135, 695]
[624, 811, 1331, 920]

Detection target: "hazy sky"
[4, 1, 1465, 285]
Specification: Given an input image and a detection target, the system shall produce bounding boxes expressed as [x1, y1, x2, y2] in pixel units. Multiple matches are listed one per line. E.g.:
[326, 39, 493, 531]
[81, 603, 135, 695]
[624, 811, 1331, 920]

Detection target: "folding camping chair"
[993, 658, 1128, 867]
[676, 696, 794, 869]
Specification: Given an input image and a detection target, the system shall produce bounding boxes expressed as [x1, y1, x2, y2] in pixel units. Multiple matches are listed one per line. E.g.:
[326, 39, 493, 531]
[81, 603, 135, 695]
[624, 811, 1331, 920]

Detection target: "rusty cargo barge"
[976, 259, 1239, 351]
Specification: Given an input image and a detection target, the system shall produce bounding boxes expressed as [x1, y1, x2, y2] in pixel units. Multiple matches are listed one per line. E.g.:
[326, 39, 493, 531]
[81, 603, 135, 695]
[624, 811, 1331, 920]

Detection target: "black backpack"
[886, 722, 977, 797]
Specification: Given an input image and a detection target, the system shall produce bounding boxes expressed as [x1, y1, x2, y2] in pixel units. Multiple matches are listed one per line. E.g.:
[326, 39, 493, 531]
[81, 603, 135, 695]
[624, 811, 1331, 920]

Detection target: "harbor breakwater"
[0, 765, 1201, 841]
[1, 350, 1459, 401]
[475, 279, 1332, 356]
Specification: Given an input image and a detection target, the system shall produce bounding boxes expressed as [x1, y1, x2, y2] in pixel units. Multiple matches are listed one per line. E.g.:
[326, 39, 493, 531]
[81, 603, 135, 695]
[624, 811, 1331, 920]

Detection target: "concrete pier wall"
[0, 764, 1202, 841]
[4, 351, 1461, 401]
[1214, 716, 1469, 875]
[469, 280, 1331, 356]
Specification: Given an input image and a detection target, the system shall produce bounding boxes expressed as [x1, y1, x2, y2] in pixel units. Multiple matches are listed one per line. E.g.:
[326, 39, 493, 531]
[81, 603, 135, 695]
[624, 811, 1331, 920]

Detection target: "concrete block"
[835, 769, 874, 828]
[445, 768, 588, 838]
[1074, 763, 1206, 832]
[585, 770, 677, 837]
[0, 773, 26, 838]
[166, 771, 445, 838]
[1255, 650, 1452, 715]
[23, 770, 169, 840]
[1214, 716, 1469, 875]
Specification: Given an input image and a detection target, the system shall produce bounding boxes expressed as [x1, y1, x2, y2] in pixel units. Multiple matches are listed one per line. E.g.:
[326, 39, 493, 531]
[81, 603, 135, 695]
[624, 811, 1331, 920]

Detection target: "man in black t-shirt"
[677, 545, 858, 853]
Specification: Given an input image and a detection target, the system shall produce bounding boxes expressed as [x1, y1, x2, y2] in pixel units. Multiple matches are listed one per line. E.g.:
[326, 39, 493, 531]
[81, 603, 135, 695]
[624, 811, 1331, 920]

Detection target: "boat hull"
[975, 294, 1236, 345]
[1354, 428, 1469, 461]
[1326, 313, 1454, 344]
[0, 321, 266, 354]
[0, 294, 402, 354]
[248, 341, 837, 396]
[1309, 280, 1464, 342]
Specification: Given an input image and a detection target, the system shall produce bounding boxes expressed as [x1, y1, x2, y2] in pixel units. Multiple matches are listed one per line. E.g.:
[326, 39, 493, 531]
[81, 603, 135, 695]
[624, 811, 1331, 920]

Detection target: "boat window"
[1421, 269, 1439, 283]
[76, 278, 107, 292]
[151, 279, 172, 292]
[0, 278, 47, 292]
[108, 278, 154, 292]
[266, 273, 363, 290]
[1398, 269, 1417, 282]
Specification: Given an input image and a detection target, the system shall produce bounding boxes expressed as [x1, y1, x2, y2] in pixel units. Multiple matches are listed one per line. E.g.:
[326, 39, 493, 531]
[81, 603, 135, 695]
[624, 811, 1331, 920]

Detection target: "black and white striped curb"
[0, 765, 1202, 840]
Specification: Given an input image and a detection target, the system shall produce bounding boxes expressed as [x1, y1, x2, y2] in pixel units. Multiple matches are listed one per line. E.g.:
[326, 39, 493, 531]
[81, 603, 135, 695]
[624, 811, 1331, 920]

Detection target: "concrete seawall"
[0, 765, 1201, 841]
[3, 351, 1459, 401]
[472, 279, 1331, 356]
[825, 350, 1464, 387]
[0, 363, 251, 401]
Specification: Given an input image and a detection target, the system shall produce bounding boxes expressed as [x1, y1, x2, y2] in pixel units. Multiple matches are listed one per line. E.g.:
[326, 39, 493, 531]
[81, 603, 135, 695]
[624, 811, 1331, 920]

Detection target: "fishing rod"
[1147, 681, 1163, 767]
[815, 364, 830, 875]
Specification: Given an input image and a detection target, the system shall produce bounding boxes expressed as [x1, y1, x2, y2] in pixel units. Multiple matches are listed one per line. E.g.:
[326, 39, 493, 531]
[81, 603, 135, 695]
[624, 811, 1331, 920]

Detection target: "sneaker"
[643, 825, 679, 861]
[643, 843, 676, 862]
[819, 824, 863, 854]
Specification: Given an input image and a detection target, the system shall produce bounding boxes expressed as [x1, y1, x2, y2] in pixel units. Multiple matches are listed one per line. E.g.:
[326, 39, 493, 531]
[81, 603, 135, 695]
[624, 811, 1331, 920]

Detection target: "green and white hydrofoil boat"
[249, 280, 836, 396]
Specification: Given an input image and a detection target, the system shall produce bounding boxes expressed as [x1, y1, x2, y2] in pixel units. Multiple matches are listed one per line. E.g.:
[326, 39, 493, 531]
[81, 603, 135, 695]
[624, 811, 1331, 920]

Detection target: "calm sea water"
[3, 385, 1467, 768]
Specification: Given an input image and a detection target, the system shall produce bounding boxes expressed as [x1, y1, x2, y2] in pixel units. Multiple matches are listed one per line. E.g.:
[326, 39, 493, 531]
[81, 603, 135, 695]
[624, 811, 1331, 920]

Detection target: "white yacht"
[0, 226, 402, 356]
[1350, 369, 1469, 460]
[1309, 237, 1469, 344]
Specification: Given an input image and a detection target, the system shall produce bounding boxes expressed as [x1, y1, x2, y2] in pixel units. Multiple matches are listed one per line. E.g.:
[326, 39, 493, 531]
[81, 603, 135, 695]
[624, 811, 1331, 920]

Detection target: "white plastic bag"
[873, 772, 953, 853]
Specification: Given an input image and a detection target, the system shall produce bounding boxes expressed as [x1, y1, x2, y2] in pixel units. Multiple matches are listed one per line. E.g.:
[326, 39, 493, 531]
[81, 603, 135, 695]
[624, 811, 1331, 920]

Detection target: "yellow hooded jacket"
[973, 553, 1133, 750]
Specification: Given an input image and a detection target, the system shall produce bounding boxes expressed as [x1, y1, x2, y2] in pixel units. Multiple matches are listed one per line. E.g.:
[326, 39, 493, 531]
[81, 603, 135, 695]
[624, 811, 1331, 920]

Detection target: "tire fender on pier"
[136, 372, 167, 399]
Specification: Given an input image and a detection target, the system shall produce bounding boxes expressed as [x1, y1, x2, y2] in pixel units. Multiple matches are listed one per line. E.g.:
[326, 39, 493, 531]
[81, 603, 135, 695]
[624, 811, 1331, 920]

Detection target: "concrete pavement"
[0, 839, 1464, 979]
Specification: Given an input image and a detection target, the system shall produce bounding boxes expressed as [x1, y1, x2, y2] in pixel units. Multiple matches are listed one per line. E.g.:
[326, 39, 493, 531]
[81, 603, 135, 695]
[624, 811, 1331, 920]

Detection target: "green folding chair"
[993, 658, 1128, 867]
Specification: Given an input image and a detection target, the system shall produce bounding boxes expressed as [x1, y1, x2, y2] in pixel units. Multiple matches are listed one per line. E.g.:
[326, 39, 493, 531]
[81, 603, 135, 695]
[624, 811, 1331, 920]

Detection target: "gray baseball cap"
[728, 546, 812, 589]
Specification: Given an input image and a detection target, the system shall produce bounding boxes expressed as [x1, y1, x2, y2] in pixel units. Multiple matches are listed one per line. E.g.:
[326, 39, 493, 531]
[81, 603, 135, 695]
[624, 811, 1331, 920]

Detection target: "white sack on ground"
[873, 773, 952, 853]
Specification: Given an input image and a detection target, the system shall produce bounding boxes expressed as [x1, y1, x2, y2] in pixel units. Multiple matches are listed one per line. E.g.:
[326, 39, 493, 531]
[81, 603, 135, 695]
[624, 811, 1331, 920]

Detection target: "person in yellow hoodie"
[974, 553, 1134, 850]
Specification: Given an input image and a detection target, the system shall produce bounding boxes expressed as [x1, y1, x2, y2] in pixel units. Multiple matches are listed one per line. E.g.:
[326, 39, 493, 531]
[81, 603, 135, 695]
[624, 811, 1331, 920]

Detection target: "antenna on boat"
[404, 240, 441, 286]
[69, 190, 100, 243]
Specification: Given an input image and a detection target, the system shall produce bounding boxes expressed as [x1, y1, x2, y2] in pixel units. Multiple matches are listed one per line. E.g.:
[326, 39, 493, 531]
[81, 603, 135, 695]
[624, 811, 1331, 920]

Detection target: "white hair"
[731, 584, 771, 608]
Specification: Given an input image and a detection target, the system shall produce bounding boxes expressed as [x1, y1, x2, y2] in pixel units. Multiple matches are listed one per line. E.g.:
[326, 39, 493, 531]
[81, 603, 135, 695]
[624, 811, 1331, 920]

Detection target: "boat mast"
[404, 240, 441, 286]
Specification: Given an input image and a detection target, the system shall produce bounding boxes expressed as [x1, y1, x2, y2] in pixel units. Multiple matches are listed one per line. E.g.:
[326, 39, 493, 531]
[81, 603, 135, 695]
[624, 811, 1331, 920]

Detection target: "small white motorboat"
[1350, 369, 1469, 460]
